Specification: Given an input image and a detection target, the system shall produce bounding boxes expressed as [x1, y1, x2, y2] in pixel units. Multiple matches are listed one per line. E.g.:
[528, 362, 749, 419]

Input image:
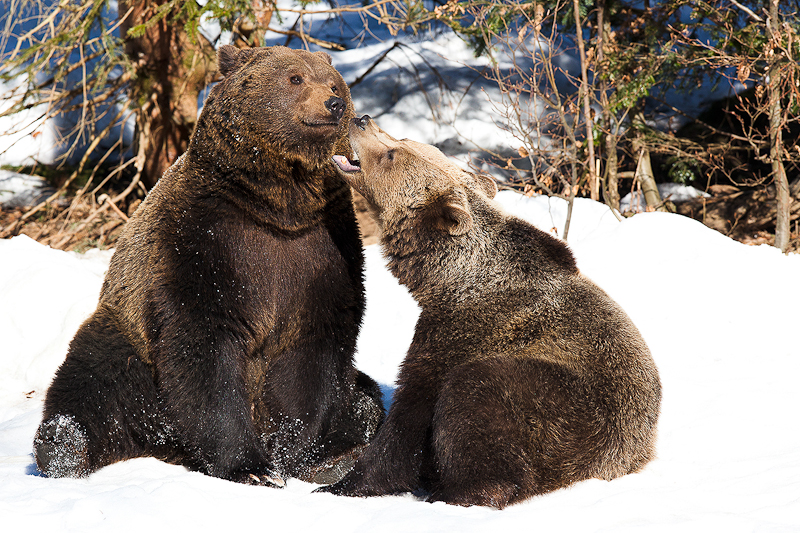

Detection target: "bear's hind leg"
[428, 356, 608, 508]
[35, 311, 179, 478]
[427, 358, 533, 508]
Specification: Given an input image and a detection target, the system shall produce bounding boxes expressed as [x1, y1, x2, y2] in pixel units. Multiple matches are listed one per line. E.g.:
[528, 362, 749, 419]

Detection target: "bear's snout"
[325, 97, 345, 122]
[353, 115, 371, 130]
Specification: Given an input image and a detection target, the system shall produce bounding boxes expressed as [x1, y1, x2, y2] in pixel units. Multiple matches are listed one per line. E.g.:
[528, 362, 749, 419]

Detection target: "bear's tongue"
[332, 155, 361, 173]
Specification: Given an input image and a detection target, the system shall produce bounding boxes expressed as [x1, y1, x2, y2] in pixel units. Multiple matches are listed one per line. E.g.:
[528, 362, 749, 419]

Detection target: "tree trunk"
[573, 0, 598, 201]
[563, 141, 578, 241]
[604, 129, 620, 209]
[596, 0, 620, 211]
[768, 0, 790, 252]
[119, 0, 207, 189]
[632, 113, 663, 211]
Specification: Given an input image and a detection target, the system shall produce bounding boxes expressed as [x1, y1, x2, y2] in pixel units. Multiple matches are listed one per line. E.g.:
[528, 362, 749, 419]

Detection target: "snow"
[0, 77, 62, 167]
[0, 3, 135, 167]
[2, 4, 800, 529]
[2, 192, 800, 531]
[619, 183, 711, 214]
[0, 170, 57, 208]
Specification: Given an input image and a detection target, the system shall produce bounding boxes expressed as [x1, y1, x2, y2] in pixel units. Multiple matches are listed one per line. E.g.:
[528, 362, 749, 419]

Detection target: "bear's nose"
[354, 115, 370, 130]
[325, 96, 345, 121]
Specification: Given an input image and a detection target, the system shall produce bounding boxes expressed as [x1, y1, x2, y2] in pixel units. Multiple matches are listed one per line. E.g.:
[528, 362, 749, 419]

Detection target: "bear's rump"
[430, 354, 631, 497]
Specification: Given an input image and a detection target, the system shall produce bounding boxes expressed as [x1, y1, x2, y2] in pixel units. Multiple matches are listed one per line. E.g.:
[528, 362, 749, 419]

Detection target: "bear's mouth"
[332, 155, 361, 173]
[303, 120, 339, 128]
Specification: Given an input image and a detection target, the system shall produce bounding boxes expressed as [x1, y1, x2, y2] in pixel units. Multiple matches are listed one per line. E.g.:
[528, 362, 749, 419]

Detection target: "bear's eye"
[290, 75, 303, 85]
[331, 85, 339, 94]
[386, 149, 396, 161]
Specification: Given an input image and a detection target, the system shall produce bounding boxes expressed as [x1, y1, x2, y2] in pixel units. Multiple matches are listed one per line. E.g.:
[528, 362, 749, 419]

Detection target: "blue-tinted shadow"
[26, 454, 44, 477]
[378, 383, 396, 412]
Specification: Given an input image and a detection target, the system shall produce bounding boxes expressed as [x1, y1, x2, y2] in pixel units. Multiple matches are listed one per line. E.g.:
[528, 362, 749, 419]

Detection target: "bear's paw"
[33, 414, 90, 478]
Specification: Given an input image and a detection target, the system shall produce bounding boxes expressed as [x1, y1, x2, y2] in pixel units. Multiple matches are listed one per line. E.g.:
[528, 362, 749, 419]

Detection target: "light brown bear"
[33, 47, 384, 487]
[321, 115, 662, 508]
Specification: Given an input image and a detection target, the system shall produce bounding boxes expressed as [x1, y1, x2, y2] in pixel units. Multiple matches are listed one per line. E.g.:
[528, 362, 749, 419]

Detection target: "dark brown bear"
[321, 116, 662, 508]
[33, 46, 384, 487]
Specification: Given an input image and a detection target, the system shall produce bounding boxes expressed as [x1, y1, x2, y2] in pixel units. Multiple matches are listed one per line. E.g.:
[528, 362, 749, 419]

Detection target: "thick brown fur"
[33, 47, 384, 486]
[320, 116, 661, 508]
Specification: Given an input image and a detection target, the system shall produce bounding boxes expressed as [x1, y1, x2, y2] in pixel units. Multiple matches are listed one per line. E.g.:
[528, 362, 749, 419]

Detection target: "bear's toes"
[313, 467, 406, 498]
[300, 445, 365, 485]
[246, 471, 286, 488]
[229, 465, 285, 488]
[313, 479, 369, 497]
[313, 468, 371, 497]
[427, 481, 520, 509]
[33, 414, 91, 478]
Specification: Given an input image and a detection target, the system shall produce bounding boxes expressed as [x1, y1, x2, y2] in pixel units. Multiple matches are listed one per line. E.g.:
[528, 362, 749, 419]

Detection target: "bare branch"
[729, 0, 764, 23]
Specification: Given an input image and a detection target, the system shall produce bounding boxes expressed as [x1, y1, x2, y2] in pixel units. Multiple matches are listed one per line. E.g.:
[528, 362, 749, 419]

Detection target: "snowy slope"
[2, 192, 799, 532]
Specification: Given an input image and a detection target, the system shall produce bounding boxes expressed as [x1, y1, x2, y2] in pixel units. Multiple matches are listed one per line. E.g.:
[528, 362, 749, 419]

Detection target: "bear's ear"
[218, 45, 261, 78]
[314, 51, 333, 65]
[430, 189, 473, 236]
[468, 171, 498, 199]
[217, 45, 241, 77]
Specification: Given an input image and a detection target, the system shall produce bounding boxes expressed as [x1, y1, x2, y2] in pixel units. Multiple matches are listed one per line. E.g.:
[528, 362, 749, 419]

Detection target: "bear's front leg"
[154, 322, 283, 487]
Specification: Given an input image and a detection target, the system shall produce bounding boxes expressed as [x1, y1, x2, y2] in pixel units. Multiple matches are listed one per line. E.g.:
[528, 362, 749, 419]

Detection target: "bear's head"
[201, 45, 354, 170]
[333, 115, 497, 236]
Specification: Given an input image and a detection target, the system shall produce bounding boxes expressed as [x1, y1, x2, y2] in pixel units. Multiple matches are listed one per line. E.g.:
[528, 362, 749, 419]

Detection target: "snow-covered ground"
[2, 4, 799, 530]
[2, 191, 799, 531]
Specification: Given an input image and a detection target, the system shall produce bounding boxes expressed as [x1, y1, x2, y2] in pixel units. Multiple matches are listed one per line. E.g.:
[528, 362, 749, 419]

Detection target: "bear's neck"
[380, 215, 496, 305]
[184, 127, 341, 234]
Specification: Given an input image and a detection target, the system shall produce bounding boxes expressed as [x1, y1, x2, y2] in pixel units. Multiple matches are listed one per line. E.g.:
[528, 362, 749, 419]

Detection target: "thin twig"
[349, 42, 401, 89]
[98, 194, 130, 221]
[266, 26, 345, 50]
[729, 0, 764, 22]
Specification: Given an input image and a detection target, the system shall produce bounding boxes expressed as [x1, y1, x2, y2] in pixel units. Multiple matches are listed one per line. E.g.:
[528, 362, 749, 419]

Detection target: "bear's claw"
[247, 472, 286, 488]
